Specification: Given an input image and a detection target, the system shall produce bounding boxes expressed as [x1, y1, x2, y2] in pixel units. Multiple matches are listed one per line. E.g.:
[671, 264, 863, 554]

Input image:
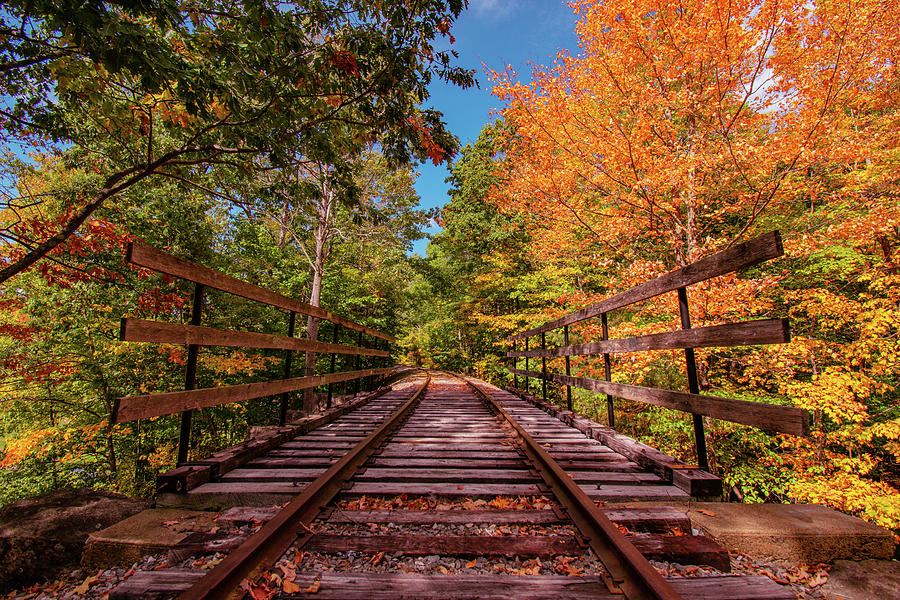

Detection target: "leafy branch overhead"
[0, 0, 474, 282]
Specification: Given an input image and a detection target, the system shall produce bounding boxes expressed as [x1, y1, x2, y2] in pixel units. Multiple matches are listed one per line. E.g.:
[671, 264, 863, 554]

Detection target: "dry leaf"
[283, 580, 301, 594]
[697, 509, 716, 517]
[437, 565, 451, 574]
[304, 577, 321, 593]
[73, 573, 100, 595]
[370, 551, 385, 567]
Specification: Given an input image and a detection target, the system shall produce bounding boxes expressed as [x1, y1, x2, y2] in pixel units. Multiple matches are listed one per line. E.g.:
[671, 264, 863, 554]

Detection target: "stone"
[686, 503, 895, 564]
[81, 508, 217, 570]
[820, 559, 900, 600]
[0, 488, 148, 593]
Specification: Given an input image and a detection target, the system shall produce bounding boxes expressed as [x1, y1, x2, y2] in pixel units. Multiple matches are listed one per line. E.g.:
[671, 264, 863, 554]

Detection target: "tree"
[0, 0, 473, 283]
[485, 0, 900, 526]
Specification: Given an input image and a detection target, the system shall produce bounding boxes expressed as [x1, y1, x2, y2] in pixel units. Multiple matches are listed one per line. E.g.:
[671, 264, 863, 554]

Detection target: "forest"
[1, 0, 898, 540]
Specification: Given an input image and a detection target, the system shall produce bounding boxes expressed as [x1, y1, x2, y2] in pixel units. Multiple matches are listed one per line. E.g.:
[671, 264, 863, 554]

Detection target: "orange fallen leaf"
[304, 577, 321, 593]
[697, 509, 715, 516]
[73, 573, 101, 595]
[466, 559, 477, 569]
[283, 579, 301, 593]
[437, 565, 451, 574]
[370, 551, 385, 567]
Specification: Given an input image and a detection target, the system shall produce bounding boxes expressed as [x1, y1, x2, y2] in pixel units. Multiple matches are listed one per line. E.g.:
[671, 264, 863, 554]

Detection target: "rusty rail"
[176, 370, 430, 600]
[457, 373, 683, 600]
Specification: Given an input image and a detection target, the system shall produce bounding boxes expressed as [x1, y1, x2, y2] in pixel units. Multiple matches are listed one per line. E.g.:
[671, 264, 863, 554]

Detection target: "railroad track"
[113, 371, 794, 599]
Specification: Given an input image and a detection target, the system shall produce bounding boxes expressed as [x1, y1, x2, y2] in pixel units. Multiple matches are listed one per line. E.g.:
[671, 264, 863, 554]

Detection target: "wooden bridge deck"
[114, 371, 795, 600]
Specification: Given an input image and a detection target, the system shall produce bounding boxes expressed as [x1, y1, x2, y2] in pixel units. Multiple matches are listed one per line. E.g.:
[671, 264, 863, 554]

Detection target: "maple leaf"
[489, 496, 512, 509]
[304, 577, 321, 593]
[73, 573, 101, 595]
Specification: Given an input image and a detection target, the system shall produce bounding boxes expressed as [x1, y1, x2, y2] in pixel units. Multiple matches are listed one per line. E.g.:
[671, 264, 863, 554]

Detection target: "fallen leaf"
[466, 559, 477, 569]
[162, 520, 180, 526]
[370, 551, 385, 567]
[697, 509, 716, 517]
[437, 566, 451, 574]
[73, 573, 100, 595]
[808, 573, 828, 587]
[283, 579, 301, 593]
[304, 578, 321, 593]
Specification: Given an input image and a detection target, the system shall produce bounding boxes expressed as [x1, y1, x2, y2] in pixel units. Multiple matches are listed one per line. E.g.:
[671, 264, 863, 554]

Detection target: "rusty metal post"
[564, 325, 572, 411]
[601, 312, 614, 429]
[512, 341, 518, 389]
[678, 286, 709, 471]
[178, 283, 204, 464]
[279, 311, 296, 426]
[524, 337, 530, 395]
[354, 330, 363, 395]
[541, 331, 548, 402]
[327, 323, 339, 408]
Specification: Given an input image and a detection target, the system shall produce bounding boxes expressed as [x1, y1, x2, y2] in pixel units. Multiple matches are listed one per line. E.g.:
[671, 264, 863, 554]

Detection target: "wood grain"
[127, 242, 395, 342]
[509, 368, 810, 436]
[509, 231, 783, 341]
[507, 319, 789, 358]
[120, 318, 390, 356]
[112, 368, 390, 422]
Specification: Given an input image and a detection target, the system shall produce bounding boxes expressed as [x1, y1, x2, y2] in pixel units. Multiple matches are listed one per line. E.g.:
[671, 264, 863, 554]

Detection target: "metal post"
[524, 337, 530, 395]
[678, 286, 709, 471]
[279, 311, 296, 426]
[601, 312, 614, 429]
[541, 331, 547, 402]
[512, 341, 518, 389]
[354, 330, 363, 395]
[327, 323, 339, 408]
[178, 283, 204, 464]
[564, 325, 572, 411]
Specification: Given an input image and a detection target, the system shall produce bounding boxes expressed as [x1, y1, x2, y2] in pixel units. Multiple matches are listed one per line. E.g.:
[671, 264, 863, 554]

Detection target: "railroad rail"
[112, 370, 794, 600]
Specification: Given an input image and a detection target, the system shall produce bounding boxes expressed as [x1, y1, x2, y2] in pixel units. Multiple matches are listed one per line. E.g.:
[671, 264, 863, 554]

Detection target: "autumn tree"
[487, 0, 900, 525]
[0, 0, 472, 283]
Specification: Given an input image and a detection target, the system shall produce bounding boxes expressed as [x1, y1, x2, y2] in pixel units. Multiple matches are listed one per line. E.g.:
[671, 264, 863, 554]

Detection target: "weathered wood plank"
[509, 369, 810, 437]
[325, 507, 689, 532]
[508, 231, 783, 341]
[127, 242, 394, 341]
[120, 318, 389, 356]
[113, 367, 390, 422]
[305, 534, 584, 557]
[110, 571, 796, 600]
[630, 535, 731, 571]
[507, 319, 790, 358]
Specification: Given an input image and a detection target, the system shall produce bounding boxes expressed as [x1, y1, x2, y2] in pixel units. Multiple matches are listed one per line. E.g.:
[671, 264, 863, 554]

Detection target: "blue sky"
[409, 0, 580, 255]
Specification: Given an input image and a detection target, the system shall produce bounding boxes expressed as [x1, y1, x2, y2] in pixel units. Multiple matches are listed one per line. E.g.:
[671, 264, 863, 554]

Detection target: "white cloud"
[468, 0, 517, 18]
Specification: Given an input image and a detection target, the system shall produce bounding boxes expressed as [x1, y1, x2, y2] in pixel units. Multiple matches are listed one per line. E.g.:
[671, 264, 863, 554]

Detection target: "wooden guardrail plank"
[120, 318, 390, 357]
[508, 368, 809, 437]
[508, 231, 782, 341]
[507, 319, 789, 358]
[112, 368, 391, 423]
[127, 242, 395, 342]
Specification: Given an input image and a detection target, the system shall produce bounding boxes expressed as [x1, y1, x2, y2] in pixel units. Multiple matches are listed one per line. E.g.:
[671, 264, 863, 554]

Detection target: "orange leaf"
[304, 578, 321, 593]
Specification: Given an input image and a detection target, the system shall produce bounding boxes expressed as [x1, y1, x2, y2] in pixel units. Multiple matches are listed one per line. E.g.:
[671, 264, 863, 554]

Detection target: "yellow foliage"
[0, 428, 55, 468]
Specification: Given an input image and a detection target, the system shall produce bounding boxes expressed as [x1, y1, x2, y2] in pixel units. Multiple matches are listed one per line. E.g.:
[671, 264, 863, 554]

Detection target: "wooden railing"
[506, 231, 809, 470]
[113, 241, 395, 463]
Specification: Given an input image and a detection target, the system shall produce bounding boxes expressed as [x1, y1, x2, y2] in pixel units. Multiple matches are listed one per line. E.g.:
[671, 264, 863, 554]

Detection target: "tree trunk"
[302, 183, 334, 413]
